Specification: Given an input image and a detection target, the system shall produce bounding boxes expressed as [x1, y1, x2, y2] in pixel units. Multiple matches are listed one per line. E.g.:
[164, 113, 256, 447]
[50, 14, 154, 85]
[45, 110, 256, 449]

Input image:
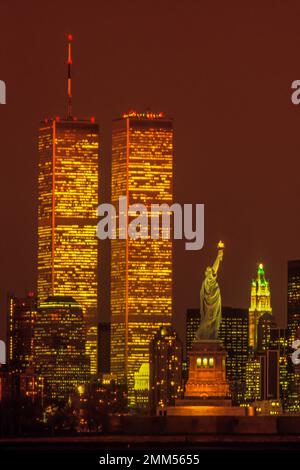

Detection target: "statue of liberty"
[195, 241, 224, 341]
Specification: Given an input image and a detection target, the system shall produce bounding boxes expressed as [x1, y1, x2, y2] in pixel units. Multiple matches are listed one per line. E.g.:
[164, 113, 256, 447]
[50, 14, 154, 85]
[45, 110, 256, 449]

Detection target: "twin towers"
[37, 37, 174, 405]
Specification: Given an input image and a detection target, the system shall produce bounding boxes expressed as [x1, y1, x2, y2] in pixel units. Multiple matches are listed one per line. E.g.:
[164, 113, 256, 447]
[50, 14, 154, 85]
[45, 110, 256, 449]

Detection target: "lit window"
[196, 357, 202, 367]
[203, 357, 208, 367]
[209, 357, 214, 367]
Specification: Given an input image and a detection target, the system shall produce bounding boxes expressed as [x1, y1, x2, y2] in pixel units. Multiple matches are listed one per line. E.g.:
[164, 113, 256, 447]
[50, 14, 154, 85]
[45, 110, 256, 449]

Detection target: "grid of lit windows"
[186, 309, 200, 370]
[245, 356, 262, 401]
[287, 260, 300, 411]
[37, 119, 99, 374]
[149, 326, 183, 409]
[7, 293, 37, 371]
[34, 296, 90, 400]
[269, 328, 289, 407]
[288, 260, 300, 317]
[111, 112, 173, 405]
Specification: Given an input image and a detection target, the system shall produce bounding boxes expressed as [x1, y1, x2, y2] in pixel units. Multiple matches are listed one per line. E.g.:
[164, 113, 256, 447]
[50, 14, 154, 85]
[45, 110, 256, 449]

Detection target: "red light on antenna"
[90, 116, 95, 123]
[56, 116, 60, 121]
[68, 34, 73, 41]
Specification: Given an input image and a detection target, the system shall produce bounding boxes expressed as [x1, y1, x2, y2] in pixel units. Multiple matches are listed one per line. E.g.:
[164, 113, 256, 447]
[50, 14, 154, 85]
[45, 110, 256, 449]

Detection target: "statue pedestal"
[185, 340, 230, 399]
[167, 340, 235, 416]
[167, 340, 237, 416]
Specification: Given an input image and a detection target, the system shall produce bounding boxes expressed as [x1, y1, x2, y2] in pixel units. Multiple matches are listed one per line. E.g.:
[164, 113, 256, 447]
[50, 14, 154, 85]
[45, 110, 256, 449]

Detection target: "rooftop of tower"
[122, 110, 165, 120]
[41, 116, 97, 125]
[39, 295, 81, 310]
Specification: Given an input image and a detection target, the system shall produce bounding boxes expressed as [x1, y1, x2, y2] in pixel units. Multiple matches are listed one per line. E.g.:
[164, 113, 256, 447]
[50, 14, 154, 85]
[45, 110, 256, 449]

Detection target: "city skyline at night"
[1, 3, 300, 460]
[2, 2, 300, 347]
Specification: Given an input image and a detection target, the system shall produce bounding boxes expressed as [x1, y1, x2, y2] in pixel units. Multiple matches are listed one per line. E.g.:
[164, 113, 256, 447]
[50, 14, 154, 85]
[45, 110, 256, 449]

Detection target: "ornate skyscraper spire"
[67, 34, 73, 119]
[249, 263, 272, 351]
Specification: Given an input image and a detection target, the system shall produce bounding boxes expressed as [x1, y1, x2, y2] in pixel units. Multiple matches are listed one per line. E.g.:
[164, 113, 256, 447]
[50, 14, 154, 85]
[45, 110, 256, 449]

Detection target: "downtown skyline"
[1, 1, 300, 347]
[2, 5, 300, 463]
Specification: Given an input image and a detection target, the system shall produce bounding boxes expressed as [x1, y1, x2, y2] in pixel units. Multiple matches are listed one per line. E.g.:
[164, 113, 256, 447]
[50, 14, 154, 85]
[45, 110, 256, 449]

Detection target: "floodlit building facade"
[34, 296, 89, 401]
[186, 309, 200, 370]
[287, 260, 300, 412]
[249, 263, 272, 351]
[218, 307, 249, 403]
[37, 37, 99, 374]
[150, 326, 183, 412]
[244, 350, 279, 403]
[110, 111, 173, 405]
[98, 322, 111, 375]
[269, 327, 289, 408]
[7, 293, 37, 372]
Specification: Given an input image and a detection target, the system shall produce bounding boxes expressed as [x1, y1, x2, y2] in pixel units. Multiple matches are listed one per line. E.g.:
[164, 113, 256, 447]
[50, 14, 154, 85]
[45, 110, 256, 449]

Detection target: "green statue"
[195, 242, 224, 341]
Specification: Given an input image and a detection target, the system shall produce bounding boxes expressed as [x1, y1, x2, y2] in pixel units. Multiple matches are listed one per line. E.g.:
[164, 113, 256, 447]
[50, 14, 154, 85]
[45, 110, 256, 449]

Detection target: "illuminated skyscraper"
[287, 260, 300, 412]
[248, 263, 272, 351]
[245, 355, 262, 402]
[287, 260, 300, 340]
[218, 306, 249, 404]
[111, 110, 173, 405]
[34, 296, 89, 401]
[269, 327, 289, 407]
[186, 309, 200, 370]
[37, 36, 99, 374]
[244, 350, 279, 403]
[7, 293, 37, 372]
[0, 366, 11, 402]
[98, 322, 111, 375]
[257, 312, 276, 351]
[150, 326, 183, 413]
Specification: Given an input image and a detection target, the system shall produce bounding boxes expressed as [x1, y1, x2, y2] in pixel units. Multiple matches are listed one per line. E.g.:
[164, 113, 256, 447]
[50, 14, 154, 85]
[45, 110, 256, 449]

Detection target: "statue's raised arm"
[212, 246, 223, 275]
[195, 241, 224, 342]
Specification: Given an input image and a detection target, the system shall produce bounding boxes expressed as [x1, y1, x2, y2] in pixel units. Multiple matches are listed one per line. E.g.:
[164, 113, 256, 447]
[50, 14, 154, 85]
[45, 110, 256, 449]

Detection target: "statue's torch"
[217, 240, 224, 261]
